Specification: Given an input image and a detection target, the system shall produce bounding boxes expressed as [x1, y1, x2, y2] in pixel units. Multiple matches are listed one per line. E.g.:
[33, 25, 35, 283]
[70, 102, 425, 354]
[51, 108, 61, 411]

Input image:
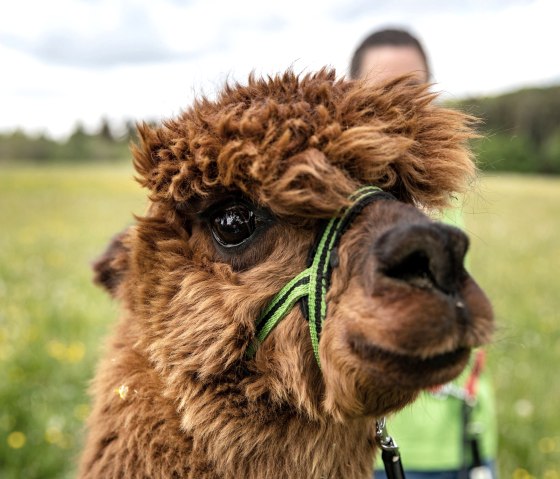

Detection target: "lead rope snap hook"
[376, 417, 406, 479]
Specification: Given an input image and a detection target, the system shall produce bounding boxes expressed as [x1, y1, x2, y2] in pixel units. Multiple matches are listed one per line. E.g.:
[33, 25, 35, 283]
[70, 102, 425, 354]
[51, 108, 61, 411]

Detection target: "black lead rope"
[376, 418, 406, 479]
[460, 401, 493, 479]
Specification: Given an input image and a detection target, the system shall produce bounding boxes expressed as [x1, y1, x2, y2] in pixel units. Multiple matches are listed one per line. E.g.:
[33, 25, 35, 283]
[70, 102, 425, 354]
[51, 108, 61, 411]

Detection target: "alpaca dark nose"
[374, 223, 469, 294]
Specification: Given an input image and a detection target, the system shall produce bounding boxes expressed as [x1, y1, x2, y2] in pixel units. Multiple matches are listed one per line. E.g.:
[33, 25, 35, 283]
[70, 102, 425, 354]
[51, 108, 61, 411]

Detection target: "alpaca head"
[95, 69, 493, 426]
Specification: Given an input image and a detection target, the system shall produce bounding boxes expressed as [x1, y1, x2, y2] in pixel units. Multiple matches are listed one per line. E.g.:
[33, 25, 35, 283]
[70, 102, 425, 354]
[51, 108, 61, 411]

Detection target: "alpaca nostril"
[375, 223, 469, 294]
[383, 249, 437, 290]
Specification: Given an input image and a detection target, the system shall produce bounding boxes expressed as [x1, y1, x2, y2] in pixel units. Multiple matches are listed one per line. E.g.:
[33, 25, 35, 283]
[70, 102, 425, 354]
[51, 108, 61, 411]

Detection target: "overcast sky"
[1, 0, 559, 139]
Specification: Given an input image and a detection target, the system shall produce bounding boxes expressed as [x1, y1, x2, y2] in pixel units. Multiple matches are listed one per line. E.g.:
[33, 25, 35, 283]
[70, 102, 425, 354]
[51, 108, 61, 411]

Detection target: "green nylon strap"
[308, 186, 383, 365]
[307, 217, 336, 365]
[246, 269, 311, 358]
[246, 186, 383, 366]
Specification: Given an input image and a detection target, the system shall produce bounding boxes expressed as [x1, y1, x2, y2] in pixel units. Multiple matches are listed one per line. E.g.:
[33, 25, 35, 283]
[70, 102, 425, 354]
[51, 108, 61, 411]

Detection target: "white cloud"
[0, 0, 559, 138]
[420, 0, 560, 97]
[0, 0, 205, 67]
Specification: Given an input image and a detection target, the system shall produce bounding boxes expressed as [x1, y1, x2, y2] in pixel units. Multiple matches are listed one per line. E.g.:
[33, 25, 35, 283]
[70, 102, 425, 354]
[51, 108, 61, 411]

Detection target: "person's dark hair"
[349, 28, 430, 80]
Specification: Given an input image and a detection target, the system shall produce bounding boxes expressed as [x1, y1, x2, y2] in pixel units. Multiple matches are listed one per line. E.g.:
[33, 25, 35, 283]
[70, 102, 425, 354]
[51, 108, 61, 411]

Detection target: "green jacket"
[376, 363, 497, 470]
[376, 206, 498, 471]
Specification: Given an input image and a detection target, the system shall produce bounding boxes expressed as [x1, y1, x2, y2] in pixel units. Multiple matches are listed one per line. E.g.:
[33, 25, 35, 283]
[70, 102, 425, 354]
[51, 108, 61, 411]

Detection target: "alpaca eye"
[210, 204, 256, 247]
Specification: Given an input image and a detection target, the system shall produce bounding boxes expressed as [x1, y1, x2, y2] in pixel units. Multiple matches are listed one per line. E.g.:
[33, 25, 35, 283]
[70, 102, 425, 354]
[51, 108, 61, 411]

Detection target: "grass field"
[462, 175, 560, 479]
[0, 163, 559, 478]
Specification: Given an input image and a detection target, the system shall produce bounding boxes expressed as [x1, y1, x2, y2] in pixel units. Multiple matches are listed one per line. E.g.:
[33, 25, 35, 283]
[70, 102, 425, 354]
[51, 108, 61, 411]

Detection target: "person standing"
[349, 28, 498, 479]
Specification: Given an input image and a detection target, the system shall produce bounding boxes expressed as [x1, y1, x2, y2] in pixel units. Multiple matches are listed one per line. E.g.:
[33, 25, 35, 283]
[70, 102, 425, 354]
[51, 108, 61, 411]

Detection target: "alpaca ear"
[131, 122, 161, 186]
[92, 228, 131, 297]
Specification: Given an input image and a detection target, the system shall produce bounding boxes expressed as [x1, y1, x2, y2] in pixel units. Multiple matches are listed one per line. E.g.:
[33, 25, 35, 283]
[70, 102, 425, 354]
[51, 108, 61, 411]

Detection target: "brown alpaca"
[79, 69, 493, 479]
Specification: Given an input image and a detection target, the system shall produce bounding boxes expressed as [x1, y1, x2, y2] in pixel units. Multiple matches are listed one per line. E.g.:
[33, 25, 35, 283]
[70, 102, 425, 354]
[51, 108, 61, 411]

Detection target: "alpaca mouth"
[349, 336, 470, 385]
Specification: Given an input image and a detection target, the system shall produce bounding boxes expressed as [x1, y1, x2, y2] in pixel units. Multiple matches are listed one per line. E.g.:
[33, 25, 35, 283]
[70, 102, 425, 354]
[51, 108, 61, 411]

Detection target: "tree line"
[0, 118, 139, 163]
[449, 84, 560, 174]
[1, 84, 559, 174]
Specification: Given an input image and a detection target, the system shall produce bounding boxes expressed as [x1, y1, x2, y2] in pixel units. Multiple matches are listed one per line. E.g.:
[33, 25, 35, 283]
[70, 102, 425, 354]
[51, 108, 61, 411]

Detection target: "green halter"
[246, 185, 394, 366]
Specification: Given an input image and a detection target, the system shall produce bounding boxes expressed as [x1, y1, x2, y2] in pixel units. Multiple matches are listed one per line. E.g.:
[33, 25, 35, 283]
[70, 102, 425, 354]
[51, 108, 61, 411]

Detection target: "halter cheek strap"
[245, 185, 395, 366]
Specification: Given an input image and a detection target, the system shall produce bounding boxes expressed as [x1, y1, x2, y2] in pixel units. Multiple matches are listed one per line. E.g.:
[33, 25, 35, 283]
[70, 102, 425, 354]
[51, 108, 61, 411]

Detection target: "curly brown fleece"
[133, 69, 475, 215]
[78, 69, 492, 479]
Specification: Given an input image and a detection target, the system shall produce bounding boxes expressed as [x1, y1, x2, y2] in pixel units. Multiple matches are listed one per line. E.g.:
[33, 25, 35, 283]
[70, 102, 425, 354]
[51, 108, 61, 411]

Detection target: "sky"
[1, 0, 559, 139]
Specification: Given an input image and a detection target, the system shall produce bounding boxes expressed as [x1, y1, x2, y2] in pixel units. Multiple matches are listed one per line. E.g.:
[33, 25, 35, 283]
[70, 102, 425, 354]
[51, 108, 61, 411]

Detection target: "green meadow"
[0, 163, 559, 479]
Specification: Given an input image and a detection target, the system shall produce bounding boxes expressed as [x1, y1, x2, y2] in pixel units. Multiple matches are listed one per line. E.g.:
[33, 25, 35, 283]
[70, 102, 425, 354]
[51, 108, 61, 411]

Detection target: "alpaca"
[78, 69, 493, 479]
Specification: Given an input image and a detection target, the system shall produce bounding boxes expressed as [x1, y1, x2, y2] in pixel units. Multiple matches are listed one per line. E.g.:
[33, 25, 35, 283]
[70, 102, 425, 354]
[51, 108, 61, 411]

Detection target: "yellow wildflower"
[7, 431, 26, 449]
[66, 341, 85, 363]
[115, 384, 129, 400]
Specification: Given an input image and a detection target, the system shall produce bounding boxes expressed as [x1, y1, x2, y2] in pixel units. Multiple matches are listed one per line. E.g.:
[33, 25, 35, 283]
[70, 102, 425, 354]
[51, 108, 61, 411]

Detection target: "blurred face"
[358, 45, 428, 85]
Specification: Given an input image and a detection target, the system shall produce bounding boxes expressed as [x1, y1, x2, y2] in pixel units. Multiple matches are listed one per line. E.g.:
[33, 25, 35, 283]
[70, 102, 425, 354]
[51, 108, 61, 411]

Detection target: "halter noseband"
[246, 185, 395, 366]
